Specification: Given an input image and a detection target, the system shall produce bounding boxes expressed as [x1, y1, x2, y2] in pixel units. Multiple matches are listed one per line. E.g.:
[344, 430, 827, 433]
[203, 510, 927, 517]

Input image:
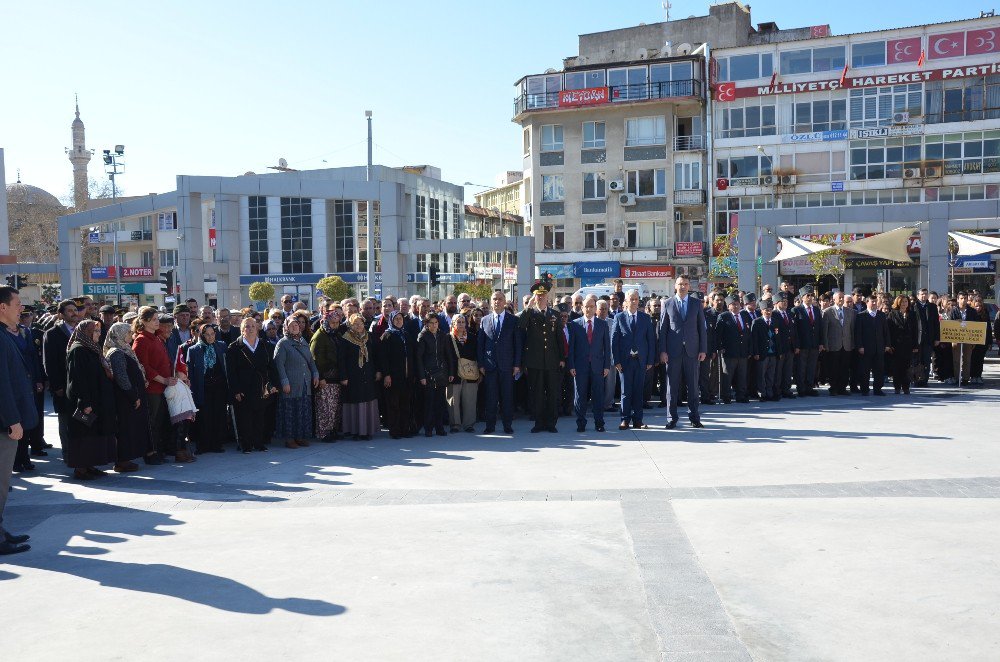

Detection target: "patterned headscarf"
[69, 319, 112, 376]
[103, 321, 145, 381]
[197, 324, 220, 371]
[450, 313, 468, 343]
[343, 313, 369, 367]
[283, 315, 303, 340]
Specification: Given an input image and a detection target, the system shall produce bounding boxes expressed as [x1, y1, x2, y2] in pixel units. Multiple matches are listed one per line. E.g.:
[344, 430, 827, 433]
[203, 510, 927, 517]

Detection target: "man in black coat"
[772, 293, 798, 399]
[716, 295, 750, 403]
[741, 294, 761, 398]
[854, 294, 891, 395]
[42, 299, 80, 455]
[792, 288, 822, 396]
[750, 299, 781, 401]
[699, 293, 722, 405]
[911, 288, 939, 386]
[0, 286, 39, 555]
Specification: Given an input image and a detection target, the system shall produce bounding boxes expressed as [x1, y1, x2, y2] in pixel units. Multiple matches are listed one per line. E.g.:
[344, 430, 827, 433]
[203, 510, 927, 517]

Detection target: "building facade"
[463, 204, 524, 290]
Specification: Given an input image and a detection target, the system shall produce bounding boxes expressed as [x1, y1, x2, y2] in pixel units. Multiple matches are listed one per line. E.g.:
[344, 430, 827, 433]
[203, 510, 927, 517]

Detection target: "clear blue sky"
[1, 0, 992, 202]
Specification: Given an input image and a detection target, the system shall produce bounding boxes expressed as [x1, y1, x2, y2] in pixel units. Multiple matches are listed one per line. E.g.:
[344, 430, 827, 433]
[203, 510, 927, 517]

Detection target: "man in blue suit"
[568, 296, 611, 432]
[658, 274, 708, 429]
[612, 289, 655, 430]
[0, 286, 38, 555]
[477, 291, 522, 434]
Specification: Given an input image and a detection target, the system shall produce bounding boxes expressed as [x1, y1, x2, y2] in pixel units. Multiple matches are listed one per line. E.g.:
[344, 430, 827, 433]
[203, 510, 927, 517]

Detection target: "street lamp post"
[102, 145, 125, 306]
[491, 206, 507, 296]
[365, 111, 374, 299]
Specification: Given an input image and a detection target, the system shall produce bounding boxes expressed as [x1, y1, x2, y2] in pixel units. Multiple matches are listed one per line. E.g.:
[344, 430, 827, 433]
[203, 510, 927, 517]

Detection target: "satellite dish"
[637, 48, 649, 60]
[676, 43, 692, 55]
[544, 68, 557, 74]
[278, 158, 288, 168]
[243, 171, 256, 176]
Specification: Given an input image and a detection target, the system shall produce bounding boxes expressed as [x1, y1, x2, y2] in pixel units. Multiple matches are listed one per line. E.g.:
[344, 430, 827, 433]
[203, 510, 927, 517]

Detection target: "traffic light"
[4, 274, 28, 289]
[429, 264, 440, 287]
[160, 269, 174, 295]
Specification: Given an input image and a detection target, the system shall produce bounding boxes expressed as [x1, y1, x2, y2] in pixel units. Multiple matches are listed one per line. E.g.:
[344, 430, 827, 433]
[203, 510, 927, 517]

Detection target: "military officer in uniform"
[518, 281, 565, 433]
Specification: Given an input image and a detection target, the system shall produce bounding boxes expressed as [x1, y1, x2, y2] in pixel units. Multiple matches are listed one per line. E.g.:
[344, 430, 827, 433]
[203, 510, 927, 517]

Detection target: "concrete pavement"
[3, 366, 999, 661]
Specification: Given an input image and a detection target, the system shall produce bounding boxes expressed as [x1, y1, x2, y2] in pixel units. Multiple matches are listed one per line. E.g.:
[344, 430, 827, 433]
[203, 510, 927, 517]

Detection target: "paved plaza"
[4, 366, 1000, 661]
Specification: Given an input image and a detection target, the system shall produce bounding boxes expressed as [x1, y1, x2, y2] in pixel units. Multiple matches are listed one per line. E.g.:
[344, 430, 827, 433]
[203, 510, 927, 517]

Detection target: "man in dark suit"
[518, 281, 565, 433]
[740, 293, 761, 398]
[699, 293, 722, 405]
[478, 291, 522, 434]
[854, 294, 891, 395]
[43, 298, 80, 455]
[716, 295, 750, 403]
[792, 288, 822, 396]
[820, 291, 857, 395]
[611, 290, 654, 430]
[750, 298, 781, 401]
[658, 274, 707, 429]
[948, 290, 980, 385]
[912, 288, 939, 386]
[568, 296, 611, 432]
[0, 286, 38, 555]
[772, 293, 798, 399]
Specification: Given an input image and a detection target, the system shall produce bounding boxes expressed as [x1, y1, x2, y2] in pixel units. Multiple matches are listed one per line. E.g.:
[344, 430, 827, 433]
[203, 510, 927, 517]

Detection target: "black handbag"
[72, 406, 96, 427]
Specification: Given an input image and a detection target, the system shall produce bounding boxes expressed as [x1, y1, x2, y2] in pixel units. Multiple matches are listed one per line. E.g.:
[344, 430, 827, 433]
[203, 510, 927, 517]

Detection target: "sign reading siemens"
[83, 283, 145, 295]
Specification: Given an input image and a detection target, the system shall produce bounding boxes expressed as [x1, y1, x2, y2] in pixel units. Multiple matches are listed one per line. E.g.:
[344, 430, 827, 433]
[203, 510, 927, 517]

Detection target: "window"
[583, 121, 606, 149]
[720, 99, 776, 138]
[925, 76, 1000, 124]
[541, 125, 564, 152]
[650, 61, 695, 96]
[849, 84, 922, 128]
[583, 223, 606, 250]
[780, 49, 812, 75]
[452, 202, 461, 238]
[714, 196, 772, 236]
[787, 191, 850, 207]
[779, 46, 845, 74]
[565, 69, 606, 90]
[543, 224, 565, 250]
[849, 137, 922, 180]
[542, 175, 565, 201]
[716, 155, 773, 179]
[925, 131, 1000, 175]
[415, 195, 427, 239]
[625, 169, 666, 196]
[157, 212, 176, 231]
[675, 218, 705, 243]
[428, 198, 441, 239]
[780, 149, 847, 183]
[813, 46, 846, 72]
[525, 74, 562, 108]
[332, 200, 354, 272]
[852, 41, 886, 68]
[248, 195, 268, 275]
[609, 65, 648, 100]
[583, 172, 606, 199]
[718, 53, 773, 82]
[793, 98, 847, 132]
[279, 197, 312, 274]
[523, 128, 531, 155]
[158, 249, 178, 268]
[625, 220, 666, 248]
[625, 116, 666, 146]
[141, 251, 153, 268]
[138, 215, 153, 239]
[848, 189, 921, 205]
[674, 162, 702, 190]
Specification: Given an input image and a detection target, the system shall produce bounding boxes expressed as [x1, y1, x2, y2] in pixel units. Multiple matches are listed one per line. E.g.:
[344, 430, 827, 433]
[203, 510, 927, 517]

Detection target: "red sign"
[967, 28, 1000, 56]
[715, 82, 736, 102]
[621, 265, 675, 279]
[209, 228, 217, 249]
[928, 31, 965, 59]
[716, 178, 729, 191]
[675, 241, 705, 257]
[557, 87, 609, 107]
[810, 25, 830, 38]
[887, 37, 921, 64]
[120, 266, 153, 279]
[723, 60, 1000, 100]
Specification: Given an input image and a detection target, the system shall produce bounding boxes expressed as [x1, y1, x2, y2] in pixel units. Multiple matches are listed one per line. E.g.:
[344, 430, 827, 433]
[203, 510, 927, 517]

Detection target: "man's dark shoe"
[547, 427, 558, 433]
[483, 427, 495, 434]
[4, 532, 29, 544]
[595, 424, 605, 432]
[144, 452, 164, 465]
[619, 421, 630, 430]
[665, 420, 677, 429]
[691, 421, 705, 428]
[30, 449, 48, 457]
[576, 425, 586, 433]
[0, 541, 29, 555]
[503, 427, 514, 434]
[530, 426, 543, 433]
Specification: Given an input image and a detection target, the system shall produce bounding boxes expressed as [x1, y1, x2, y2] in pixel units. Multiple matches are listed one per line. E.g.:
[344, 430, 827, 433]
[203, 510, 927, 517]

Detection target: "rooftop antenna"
[662, 0, 671, 20]
[981, 10, 995, 17]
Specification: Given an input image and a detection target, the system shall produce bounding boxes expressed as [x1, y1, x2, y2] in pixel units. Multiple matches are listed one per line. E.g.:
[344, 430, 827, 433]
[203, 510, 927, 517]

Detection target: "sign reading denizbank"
[720, 61, 1000, 101]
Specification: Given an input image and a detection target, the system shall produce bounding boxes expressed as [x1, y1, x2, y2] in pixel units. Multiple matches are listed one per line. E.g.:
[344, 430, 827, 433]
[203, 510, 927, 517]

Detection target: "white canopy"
[837, 225, 916, 262]
[769, 236, 834, 262]
[948, 230, 1000, 256]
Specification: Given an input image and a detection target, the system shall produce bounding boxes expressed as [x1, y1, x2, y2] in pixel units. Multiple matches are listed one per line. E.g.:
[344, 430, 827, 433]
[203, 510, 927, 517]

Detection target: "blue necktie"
[680, 297, 687, 321]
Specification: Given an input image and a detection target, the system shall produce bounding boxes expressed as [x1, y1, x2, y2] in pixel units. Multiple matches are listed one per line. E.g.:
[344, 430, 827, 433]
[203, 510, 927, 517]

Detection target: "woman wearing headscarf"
[310, 303, 343, 442]
[274, 316, 320, 449]
[887, 295, 918, 395]
[339, 313, 381, 440]
[104, 322, 153, 472]
[445, 313, 479, 433]
[379, 311, 414, 439]
[186, 321, 230, 454]
[65, 319, 118, 480]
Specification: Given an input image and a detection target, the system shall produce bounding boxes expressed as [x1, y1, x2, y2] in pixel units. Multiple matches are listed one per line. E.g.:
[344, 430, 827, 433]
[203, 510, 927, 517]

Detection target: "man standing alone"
[518, 281, 564, 433]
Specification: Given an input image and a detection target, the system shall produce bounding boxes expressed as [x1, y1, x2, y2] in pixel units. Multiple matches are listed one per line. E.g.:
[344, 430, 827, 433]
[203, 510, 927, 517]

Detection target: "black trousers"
[148, 393, 176, 454]
[423, 380, 448, 432]
[858, 351, 885, 393]
[385, 383, 412, 437]
[528, 368, 561, 429]
[826, 349, 850, 393]
[234, 398, 267, 450]
[28, 391, 45, 452]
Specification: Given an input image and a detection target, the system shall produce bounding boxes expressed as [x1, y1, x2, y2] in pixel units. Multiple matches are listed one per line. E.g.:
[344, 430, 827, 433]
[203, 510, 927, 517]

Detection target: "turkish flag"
[716, 82, 735, 103]
[928, 31, 965, 59]
[887, 37, 921, 64]
[967, 28, 1000, 55]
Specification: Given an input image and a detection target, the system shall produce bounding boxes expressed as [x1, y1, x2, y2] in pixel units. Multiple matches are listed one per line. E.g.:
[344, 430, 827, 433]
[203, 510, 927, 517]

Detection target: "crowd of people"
[0, 277, 997, 553]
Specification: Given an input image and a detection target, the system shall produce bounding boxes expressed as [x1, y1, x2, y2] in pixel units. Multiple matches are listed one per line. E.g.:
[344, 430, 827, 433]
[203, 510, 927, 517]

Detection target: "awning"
[948, 230, 1000, 256]
[769, 236, 833, 262]
[837, 225, 916, 263]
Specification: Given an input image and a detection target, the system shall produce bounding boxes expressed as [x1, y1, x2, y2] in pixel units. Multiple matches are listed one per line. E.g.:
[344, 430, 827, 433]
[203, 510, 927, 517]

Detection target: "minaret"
[67, 94, 92, 211]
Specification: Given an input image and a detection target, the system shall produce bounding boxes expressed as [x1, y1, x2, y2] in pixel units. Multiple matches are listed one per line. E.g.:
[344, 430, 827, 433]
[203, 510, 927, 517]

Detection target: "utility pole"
[365, 110, 374, 299]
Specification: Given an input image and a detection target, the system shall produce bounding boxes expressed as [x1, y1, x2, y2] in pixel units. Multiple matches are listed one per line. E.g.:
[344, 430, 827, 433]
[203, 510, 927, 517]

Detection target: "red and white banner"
[558, 87, 609, 107]
[810, 25, 830, 38]
[967, 28, 1000, 56]
[927, 31, 965, 59]
[675, 241, 705, 257]
[715, 82, 736, 102]
[887, 37, 921, 64]
[621, 265, 676, 279]
[209, 228, 217, 249]
[120, 266, 153, 279]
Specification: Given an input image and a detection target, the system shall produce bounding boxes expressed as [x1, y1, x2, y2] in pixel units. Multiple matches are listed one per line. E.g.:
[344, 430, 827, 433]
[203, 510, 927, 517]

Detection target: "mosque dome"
[6, 180, 65, 210]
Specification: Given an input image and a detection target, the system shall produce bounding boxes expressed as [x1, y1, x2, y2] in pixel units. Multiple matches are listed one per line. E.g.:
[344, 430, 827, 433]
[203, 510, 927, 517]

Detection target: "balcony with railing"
[673, 134, 704, 151]
[513, 79, 702, 118]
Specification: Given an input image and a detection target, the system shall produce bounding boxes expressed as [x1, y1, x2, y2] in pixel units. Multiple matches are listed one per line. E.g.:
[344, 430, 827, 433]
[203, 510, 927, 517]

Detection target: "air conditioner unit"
[619, 193, 637, 206]
[780, 174, 797, 185]
[609, 180, 626, 192]
[762, 174, 778, 186]
[892, 111, 910, 125]
[903, 167, 921, 179]
[611, 236, 627, 249]
[674, 210, 684, 222]
[924, 166, 940, 177]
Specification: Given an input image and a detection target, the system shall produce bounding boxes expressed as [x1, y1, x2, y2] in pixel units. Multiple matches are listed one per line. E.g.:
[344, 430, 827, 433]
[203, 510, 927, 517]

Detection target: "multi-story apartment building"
[463, 204, 524, 290]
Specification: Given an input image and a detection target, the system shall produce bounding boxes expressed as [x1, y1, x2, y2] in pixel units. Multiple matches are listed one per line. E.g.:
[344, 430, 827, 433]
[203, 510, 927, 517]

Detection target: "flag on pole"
[769, 71, 777, 89]
[838, 63, 849, 86]
[917, 49, 926, 67]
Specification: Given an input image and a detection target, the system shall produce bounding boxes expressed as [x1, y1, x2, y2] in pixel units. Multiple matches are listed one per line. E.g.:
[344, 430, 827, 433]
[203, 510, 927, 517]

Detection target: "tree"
[452, 282, 494, 302]
[316, 275, 353, 301]
[710, 229, 738, 283]
[803, 235, 847, 290]
[40, 283, 61, 303]
[248, 281, 275, 304]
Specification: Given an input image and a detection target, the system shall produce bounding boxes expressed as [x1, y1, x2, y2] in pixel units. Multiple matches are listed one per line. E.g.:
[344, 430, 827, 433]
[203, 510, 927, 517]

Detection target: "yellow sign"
[939, 320, 988, 345]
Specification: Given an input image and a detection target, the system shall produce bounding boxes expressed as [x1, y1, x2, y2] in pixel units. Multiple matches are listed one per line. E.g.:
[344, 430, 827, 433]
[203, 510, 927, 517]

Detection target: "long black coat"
[855, 310, 890, 354]
[415, 329, 453, 382]
[715, 311, 750, 359]
[43, 322, 72, 413]
[109, 351, 152, 462]
[66, 345, 118, 438]
[339, 336, 378, 403]
[379, 331, 413, 383]
[226, 338, 279, 407]
[888, 310, 917, 354]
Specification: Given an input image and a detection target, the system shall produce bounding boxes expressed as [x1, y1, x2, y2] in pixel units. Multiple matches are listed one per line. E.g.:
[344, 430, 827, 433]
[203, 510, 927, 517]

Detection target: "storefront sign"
[831, 181, 844, 192]
[558, 87, 609, 107]
[574, 261, 620, 286]
[620, 265, 675, 279]
[537, 264, 575, 279]
[675, 241, 704, 257]
[939, 320, 988, 344]
[953, 254, 996, 274]
[845, 258, 913, 269]
[209, 228, 217, 249]
[338, 272, 383, 284]
[83, 283, 146, 295]
[850, 124, 924, 139]
[121, 266, 154, 279]
[781, 130, 848, 144]
[90, 266, 112, 279]
[779, 255, 842, 276]
[238, 273, 326, 286]
[729, 177, 761, 187]
[723, 60, 1000, 100]
[406, 272, 471, 284]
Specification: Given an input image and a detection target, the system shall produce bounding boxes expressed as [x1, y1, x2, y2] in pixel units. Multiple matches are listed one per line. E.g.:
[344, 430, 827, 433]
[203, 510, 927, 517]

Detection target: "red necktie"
[808, 307, 814, 323]
[737, 315, 743, 332]
[587, 320, 593, 344]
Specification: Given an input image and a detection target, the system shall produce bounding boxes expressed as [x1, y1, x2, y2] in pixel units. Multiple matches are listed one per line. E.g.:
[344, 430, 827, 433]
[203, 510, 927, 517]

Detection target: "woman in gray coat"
[273, 316, 320, 448]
